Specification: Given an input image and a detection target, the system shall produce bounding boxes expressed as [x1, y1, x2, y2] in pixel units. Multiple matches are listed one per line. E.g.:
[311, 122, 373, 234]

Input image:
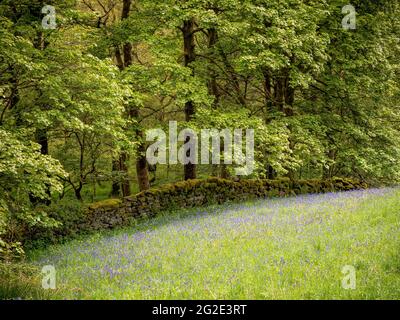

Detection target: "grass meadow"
[28, 188, 400, 300]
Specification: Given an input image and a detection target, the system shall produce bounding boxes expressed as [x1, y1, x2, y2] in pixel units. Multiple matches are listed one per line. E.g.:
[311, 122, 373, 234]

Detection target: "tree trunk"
[75, 183, 83, 202]
[207, 28, 230, 178]
[119, 0, 133, 195]
[274, 77, 285, 112]
[136, 144, 150, 191]
[218, 46, 246, 106]
[110, 0, 151, 195]
[111, 159, 121, 197]
[132, 107, 150, 192]
[36, 128, 49, 155]
[33, 31, 51, 204]
[184, 100, 196, 180]
[182, 18, 197, 180]
[220, 164, 230, 179]
[36, 128, 51, 203]
[111, 46, 124, 196]
[266, 164, 277, 180]
[120, 152, 131, 196]
[29, 125, 51, 205]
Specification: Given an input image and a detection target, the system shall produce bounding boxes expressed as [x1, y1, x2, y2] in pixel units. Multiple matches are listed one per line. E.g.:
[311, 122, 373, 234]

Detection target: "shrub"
[0, 129, 66, 261]
[25, 200, 86, 250]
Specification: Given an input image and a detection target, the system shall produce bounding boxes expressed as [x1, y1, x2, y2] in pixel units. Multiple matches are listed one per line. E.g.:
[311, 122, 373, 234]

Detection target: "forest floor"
[24, 187, 400, 300]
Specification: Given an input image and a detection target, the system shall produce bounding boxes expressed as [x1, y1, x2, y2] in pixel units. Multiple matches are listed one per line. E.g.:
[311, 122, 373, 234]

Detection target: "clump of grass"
[30, 188, 400, 300]
[0, 262, 59, 300]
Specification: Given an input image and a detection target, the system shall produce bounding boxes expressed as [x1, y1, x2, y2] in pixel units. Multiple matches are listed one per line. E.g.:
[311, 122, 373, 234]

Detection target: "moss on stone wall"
[85, 177, 367, 231]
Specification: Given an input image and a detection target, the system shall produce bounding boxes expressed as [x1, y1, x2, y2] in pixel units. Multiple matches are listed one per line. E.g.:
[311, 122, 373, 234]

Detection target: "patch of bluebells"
[32, 187, 397, 298]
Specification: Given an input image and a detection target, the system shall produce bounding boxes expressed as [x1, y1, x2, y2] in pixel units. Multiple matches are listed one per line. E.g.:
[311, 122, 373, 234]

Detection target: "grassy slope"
[25, 188, 400, 300]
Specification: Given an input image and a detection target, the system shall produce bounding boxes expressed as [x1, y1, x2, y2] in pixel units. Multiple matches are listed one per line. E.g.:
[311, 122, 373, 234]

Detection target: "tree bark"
[207, 28, 230, 178]
[74, 183, 83, 202]
[119, 0, 133, 196]
[111, 159, 121, 197]
[36, 128, 49, 155]
[182, 18, 197, 180]
[120, 152, 131, 196]
[136, 140, 150, 191]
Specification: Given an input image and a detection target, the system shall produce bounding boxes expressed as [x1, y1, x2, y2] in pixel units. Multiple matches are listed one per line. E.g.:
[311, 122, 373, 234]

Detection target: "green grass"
[26, 188, 400, 300]
[0, 262, 60, 300]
